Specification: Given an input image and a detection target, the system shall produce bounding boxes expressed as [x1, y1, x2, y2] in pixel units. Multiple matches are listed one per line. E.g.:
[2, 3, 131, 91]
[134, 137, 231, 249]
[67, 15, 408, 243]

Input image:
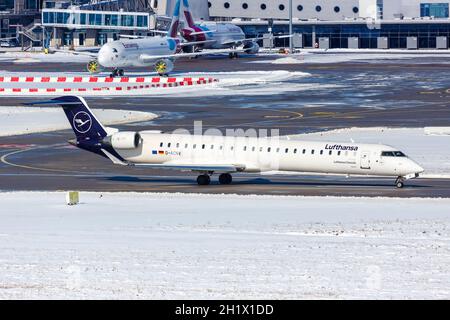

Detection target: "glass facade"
[42, 9, 150, 30]
[26, 0, 38, 10]
[242, 23, 450, 49]
[0, 0, 14, 11]
[420, 3, 449, 18]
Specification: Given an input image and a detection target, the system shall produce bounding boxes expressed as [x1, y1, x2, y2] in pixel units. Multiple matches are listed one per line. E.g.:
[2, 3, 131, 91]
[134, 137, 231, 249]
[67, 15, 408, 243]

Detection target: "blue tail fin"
[28, 96, 108, 141]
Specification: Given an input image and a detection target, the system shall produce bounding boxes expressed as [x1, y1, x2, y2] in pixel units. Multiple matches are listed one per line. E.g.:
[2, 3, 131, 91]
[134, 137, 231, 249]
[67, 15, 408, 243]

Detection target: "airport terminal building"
[1, 0, 450, 49]
[208, 0, 450, 48]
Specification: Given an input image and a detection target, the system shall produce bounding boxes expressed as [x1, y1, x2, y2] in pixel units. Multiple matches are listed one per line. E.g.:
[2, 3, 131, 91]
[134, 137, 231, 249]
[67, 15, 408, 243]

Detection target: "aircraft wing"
[188, 29, 217, 36]
[221, 34, 292, 46]
[119, 34, 145, 39]
[139, 48, 246, 62]
[179, 40, 216, 47]
[101, 149, 242, 172]
[119, 31, 168, 39]
[52, 48, 98, 58]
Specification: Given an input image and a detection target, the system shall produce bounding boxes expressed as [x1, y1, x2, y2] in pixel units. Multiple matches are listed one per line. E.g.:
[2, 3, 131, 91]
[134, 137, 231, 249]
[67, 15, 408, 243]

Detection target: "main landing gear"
[196, 173, 233, 185]
[218, 173, 232, 185]
[395, 176, 404, 189]
[110, 68, 124, 78]
[197, 174, 211, 185]
[228, 52, 239, 59]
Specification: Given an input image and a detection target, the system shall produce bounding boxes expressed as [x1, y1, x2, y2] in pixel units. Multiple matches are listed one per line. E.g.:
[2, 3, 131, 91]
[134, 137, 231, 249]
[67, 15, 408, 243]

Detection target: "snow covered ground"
[0, 51, 91, 64]
[252, 50, 450, 64]
[0, 192, 448, 299]
[0, 106, 157, 137]
[289, 127, 450, 178]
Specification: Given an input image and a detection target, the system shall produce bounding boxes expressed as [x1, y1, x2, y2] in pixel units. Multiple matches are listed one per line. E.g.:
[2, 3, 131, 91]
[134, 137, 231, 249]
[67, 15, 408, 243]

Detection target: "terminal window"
[0, 0, 14, 11]
[420, 3, 449, 18]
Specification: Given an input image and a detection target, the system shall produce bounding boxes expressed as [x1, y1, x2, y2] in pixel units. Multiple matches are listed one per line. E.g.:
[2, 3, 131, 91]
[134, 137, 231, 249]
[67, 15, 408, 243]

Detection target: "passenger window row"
[159, 142, 356, 156]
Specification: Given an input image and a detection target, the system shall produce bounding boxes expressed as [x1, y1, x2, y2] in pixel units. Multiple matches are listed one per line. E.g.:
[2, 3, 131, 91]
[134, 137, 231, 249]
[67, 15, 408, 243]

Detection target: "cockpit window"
[381, 151, 406, 157]
[381, 151, 395, 157]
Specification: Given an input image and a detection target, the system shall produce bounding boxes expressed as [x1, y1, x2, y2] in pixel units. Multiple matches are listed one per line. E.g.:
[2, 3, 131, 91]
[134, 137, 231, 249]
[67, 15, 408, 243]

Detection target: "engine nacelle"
[154, 59, 174, 75]
[104, 132, 142, 150]
[243, 42, 260, 54]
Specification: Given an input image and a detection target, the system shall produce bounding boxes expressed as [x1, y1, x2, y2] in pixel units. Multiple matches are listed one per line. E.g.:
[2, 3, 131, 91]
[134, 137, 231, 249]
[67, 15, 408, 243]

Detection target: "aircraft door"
[360, 151, 371, 169]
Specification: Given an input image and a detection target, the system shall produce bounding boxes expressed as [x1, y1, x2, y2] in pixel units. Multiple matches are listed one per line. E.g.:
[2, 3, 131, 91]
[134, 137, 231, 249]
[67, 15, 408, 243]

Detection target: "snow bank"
[253, 50, 450, 64]
[271, 57, 304, 64]
[0, 191, 448, 299]
[0, 107, 157, 137]
[1, 51, 91, 63]
[289, 127, 450, 178]
[424, 127, 450, 136]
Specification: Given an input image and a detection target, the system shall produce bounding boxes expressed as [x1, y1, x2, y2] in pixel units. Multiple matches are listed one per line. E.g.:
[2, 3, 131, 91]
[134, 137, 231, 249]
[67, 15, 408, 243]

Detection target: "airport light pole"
[289, 0, 293, 53]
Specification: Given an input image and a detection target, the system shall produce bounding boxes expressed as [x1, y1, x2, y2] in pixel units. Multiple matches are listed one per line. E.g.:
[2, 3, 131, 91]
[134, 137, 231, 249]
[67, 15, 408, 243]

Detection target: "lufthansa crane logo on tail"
[73, 111, 92, 134]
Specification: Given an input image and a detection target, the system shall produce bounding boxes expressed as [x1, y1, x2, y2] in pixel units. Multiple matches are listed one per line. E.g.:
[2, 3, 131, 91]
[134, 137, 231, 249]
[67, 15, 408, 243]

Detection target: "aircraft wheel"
[395, 177, 404, 189]
[197, 174, 211, 186]
[110, 69, 119, 78]
[118, 69, 124, 77]
[87, 60, 100, 73]
[219, 173, 232, 185]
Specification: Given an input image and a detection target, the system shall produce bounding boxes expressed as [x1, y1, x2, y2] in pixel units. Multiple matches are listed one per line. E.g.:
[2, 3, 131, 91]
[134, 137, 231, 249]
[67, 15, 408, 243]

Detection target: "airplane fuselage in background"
[97, 37, 181, 68]
[182, 22, 247, 50]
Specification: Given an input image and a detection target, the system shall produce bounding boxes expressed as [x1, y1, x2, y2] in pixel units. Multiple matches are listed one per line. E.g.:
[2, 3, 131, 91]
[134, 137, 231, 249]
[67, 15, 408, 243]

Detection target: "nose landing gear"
[110, 68, 124, 78]
[395, 176, 404, 189]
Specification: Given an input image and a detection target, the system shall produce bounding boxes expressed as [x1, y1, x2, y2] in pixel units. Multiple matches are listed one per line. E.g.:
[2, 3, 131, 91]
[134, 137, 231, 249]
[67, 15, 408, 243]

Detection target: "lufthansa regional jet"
[28, 96, 424, 188]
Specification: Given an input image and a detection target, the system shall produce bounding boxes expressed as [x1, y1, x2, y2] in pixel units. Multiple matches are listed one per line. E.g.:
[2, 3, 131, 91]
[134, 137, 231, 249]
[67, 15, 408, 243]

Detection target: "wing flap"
[52, 49, 98, 58]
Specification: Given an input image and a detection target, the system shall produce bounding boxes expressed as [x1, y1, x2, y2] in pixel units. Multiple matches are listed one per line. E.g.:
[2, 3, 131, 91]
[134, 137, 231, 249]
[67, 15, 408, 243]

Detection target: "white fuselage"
[97, 37, 180, 68]
[183, 22, 247, 50]
[114, 132, 424, 177]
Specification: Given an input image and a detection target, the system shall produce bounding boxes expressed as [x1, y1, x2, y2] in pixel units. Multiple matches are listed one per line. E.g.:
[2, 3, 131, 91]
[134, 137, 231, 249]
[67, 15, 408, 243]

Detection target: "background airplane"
[59, 0, 241, 76]
[180, 0, 289, 58]
[28, 96, 424, 188]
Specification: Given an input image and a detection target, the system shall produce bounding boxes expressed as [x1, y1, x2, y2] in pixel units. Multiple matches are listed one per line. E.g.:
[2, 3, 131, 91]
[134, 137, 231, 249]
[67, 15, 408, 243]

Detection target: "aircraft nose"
[98, 46, 111, 67]
[411, 161, 424, 174]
